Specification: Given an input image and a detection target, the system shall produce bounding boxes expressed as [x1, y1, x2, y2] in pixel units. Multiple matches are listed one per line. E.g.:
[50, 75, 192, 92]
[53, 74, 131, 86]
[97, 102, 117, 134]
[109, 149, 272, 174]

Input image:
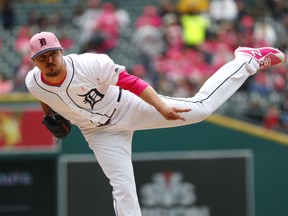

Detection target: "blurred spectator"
[272, 68, 286, 92]
[273, 11, 288, 49]
[58, 30, 74, 51]
[114, 3, 131, 29]
[180, 11, 210, 48]
[252, 18, 277, 47]
[74, 0, 102, 49]
[158, 0, 176, 17]
[176, 0, 209, 14]
[172, 78, 198, 97]
[13, 56, 34, 92]
[215, 21, 238, 50]
[36, 15, 50, 30]
[72, 3, 85, 27]
[132, 24, 165, 87]
[130, 64, 147, 79]
[156, 48, 211, 89]
[162, 13, 184, 53]
[0, 74, 13, 94]
[1, 0, 15, 29]
[27, 11, 40, 26]
[92, 2, 120, 53]
[209, 0, 238, 24]
[248, 72, 273, 96]
[210, 42, 234, 71]
[134, 5, 162, 29]
[235, 0, 248, 20]
[266, 0, 288, 21]
[236, 15, 255, 47]
[263, 104, 280, 129]
[14, 26, 32, 55]
[49, 11, 66, 27]
[280, 93, 288, 130]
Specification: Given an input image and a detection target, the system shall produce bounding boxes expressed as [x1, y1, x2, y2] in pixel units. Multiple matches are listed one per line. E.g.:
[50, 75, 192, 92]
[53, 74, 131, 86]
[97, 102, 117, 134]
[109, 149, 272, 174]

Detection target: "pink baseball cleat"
[235, 47, 286, 69]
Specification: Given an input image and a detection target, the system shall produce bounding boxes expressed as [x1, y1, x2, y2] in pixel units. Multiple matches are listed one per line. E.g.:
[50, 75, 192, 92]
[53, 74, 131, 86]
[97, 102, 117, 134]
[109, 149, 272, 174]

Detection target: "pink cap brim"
[31, 47, 63, 59]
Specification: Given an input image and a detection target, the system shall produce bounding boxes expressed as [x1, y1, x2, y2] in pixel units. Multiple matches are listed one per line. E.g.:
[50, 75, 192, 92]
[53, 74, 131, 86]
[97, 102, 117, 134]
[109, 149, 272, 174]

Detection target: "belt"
[117, 87, 122, 102]
[97, 87, 122, 127]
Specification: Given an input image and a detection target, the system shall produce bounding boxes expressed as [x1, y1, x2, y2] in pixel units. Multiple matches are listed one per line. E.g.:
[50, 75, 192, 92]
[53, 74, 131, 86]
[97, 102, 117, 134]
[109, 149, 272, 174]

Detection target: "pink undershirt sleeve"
[116, 70, 149, 96]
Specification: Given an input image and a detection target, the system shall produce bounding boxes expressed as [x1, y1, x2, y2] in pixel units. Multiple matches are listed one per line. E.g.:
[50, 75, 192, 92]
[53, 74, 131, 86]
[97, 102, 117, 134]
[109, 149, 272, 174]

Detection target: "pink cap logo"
[30, 32, 63, 59]
[39, 38, 47, 47]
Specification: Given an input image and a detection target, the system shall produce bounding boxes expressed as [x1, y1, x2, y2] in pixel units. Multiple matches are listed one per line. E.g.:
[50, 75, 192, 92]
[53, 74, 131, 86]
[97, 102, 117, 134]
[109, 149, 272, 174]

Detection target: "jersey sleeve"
[116, 70, 149, 96]
[25, 67, 39, 95]
[25, 68, 48, 104]
[79, 53, 125, 85]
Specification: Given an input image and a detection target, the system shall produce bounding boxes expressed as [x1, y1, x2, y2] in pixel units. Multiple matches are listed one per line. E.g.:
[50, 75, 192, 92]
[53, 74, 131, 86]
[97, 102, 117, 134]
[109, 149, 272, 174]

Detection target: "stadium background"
[1, 0, 288, 216]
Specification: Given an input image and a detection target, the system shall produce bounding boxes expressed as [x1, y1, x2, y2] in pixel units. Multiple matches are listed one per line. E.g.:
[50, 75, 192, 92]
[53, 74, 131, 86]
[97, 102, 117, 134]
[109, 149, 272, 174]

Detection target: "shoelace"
[259, 57, 271, 69]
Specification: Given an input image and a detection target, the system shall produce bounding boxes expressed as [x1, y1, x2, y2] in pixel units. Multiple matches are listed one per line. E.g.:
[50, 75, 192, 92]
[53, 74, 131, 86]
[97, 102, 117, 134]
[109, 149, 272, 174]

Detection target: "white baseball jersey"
[26, 53, 128, 128]
[26, 52, 256, 216]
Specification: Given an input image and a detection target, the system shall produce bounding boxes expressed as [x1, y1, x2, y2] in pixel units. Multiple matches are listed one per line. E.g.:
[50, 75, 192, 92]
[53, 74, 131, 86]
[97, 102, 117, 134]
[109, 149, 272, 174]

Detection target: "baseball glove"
[42, 113, 71, 139]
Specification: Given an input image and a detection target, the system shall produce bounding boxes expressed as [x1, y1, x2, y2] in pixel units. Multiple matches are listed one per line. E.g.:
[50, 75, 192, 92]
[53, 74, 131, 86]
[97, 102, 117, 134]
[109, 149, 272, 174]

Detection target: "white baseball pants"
[85, 56, 257, 216]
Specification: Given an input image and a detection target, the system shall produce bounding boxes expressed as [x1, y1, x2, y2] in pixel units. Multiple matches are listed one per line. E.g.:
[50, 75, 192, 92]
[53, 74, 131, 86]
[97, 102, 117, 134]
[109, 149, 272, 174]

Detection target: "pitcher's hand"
[158, 105, 191, 121]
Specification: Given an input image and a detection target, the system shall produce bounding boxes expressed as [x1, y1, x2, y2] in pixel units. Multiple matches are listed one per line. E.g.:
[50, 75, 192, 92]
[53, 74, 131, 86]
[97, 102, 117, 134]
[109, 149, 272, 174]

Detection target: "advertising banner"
[0, 109, 57, 152]
[0, 158, 57, 216]
[59, 150, 254, 216]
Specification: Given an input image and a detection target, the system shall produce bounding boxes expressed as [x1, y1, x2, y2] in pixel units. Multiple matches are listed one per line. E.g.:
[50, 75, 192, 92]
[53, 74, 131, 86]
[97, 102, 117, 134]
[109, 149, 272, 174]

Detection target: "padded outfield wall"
[0, 98, 288, 216]
[61, 114, 288, 216]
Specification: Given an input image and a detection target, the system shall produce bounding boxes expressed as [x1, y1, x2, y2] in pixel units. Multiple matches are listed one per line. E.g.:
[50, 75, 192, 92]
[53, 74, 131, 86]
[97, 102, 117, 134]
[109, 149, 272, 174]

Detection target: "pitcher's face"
[33, 50, 64, 78]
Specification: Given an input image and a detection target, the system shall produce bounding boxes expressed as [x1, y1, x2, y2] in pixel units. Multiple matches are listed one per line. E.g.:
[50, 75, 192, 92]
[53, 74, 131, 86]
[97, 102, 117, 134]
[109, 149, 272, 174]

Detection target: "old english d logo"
[39, 38, 47, 47]
[78, 88, 104, 109]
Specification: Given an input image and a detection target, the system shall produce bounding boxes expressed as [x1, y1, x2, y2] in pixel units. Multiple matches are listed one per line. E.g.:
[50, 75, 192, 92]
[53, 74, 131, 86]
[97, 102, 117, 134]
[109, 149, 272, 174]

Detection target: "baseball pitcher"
[25, 32, 286, 216]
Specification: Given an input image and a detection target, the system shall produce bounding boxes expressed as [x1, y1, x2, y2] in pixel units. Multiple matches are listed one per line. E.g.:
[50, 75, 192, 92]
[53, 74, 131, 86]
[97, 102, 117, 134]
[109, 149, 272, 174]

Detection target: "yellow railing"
[0, 93, 37, 103]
